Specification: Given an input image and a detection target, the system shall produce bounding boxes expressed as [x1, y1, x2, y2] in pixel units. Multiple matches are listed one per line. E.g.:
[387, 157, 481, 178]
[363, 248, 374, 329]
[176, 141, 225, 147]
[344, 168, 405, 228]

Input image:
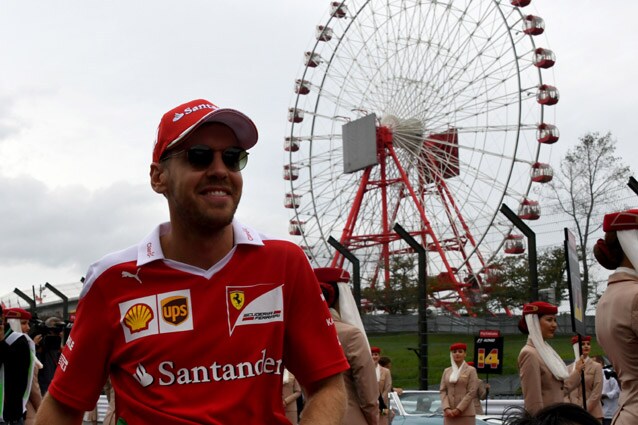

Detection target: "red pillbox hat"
[523, 301, 557, 316]
[602, 209, 638, 232]
[4, 307, 32, 320]
[450, 342, 467, 351]
[314, 267, 351, 284]
[571, 335, 591, 344]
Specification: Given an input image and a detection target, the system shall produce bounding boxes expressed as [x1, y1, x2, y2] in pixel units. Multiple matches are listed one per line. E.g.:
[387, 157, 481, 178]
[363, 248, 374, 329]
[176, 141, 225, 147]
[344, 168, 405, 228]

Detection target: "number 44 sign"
[473, 330, 504, 375]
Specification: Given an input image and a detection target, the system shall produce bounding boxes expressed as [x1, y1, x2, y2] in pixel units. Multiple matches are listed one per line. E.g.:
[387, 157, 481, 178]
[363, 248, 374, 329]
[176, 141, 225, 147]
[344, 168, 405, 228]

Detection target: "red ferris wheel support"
[329, 123, 491, 316]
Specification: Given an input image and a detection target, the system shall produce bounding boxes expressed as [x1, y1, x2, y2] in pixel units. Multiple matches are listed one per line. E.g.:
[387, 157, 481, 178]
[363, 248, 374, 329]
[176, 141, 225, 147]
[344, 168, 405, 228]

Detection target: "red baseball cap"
[371, 346, 381, 354]
[523, 301, 557, 316]
[4, 307, 32, 320]
[152, 99, 258, 163]
[450, 342, 467, 351]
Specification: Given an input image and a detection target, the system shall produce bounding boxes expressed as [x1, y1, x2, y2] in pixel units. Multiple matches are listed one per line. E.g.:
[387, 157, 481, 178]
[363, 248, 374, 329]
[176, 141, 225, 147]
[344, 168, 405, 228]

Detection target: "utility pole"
[328, 236, 361, 312]
[393, 223, 428, 389]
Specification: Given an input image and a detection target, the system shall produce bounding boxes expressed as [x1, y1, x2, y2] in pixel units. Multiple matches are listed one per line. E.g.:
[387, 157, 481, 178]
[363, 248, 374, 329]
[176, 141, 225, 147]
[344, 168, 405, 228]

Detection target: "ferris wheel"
[283, 0, 559, 316]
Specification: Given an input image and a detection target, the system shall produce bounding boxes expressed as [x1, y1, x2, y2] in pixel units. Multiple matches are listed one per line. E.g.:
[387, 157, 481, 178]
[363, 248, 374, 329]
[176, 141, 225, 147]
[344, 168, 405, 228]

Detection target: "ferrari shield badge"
[229, 290, 245, 310]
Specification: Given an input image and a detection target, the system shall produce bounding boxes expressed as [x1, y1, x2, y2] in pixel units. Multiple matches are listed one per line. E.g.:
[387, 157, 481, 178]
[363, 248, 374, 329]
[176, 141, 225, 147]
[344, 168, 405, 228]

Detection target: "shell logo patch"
[119, 290, 193, 343]
[229, 291, 245, 310]
[226, 284, 284, 335]
[124, 303, 154, 333]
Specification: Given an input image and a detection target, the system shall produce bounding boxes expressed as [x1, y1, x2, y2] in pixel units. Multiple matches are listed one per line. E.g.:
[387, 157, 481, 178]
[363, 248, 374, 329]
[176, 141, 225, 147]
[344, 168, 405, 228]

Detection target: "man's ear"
[150, 162, 167, 194]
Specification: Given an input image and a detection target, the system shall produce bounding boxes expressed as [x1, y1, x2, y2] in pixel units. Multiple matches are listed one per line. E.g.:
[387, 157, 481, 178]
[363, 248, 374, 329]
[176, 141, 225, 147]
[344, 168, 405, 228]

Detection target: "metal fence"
[362, 313, 596, 336]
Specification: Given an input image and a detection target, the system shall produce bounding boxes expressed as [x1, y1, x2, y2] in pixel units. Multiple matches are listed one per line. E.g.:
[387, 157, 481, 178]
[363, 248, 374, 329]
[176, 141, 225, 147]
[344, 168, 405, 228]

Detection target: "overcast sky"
[0, 1, 636, 302]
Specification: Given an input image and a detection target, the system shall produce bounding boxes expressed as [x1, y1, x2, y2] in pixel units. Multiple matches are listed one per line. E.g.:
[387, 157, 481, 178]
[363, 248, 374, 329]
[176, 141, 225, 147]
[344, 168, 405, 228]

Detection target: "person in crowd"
[517, 301, 583, 415]
[466, 361, 488, 415]
[5, 308, 42, 425]
[371, 346, 393, 425]
[565, 335, 602, 421]
[35, 98, 349, 425]
[415, 396, 433, 414]
[101, 378, 116, 425]
[439, 342, 479, 425]
[1, 306, 35, 424]
[593, 356, 620, 425]
[36, 316, 64, 396]
[502, 403, 601, 425]
[282, 368, 302, 425]
[378, 356, 403, 396]
[316, 267, 379, 425]
[594, 208, 638, 424]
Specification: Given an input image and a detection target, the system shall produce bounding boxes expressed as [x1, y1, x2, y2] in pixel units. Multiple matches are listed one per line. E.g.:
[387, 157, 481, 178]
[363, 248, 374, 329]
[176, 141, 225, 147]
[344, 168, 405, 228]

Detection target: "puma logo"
[122, 268, 142, 284]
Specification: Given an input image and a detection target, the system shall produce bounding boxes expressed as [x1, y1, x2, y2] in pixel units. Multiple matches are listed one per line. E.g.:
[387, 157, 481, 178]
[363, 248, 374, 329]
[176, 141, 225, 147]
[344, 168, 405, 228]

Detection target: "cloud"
[0, 174, 166, 273]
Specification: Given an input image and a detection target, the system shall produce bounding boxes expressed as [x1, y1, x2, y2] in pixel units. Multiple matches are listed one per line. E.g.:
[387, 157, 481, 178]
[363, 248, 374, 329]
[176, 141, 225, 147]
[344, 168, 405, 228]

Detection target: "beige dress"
[473, 379, 487, 415]
[334, 317, 378, 424]
[518, 339, 580, 415]
[596, 271, 638, 425]
[102, 378, 117, 425]
[377, 365, 393, 425]
[565, 358, 603, 420]
[282, 370, 302, 425]
[440, 363, 479, 425]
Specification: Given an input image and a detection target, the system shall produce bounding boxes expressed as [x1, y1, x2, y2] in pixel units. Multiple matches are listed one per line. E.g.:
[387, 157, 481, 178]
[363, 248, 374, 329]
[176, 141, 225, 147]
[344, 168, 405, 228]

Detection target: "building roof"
[1, 281, 83, 309]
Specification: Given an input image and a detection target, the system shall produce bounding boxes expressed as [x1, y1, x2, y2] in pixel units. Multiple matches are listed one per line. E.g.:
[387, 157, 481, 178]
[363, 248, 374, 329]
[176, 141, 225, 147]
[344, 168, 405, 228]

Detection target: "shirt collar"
[136, 219, 264, 267]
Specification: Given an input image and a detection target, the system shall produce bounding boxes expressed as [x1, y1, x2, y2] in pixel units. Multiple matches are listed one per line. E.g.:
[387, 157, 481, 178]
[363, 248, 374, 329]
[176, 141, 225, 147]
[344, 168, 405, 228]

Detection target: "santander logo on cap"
[172, 103, 218, 123]
[152, 98, 258, 163]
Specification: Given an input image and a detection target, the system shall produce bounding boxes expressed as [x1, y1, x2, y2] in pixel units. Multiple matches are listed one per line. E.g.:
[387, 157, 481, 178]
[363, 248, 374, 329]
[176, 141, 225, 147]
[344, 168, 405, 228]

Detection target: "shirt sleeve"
[344, 327, 379, 423]
[519, 347, 544, 414]
[456, 367, 478, 413]
[587, 363, 603, 412]
[47, 273, 114, 411]
[440, 368, 451, 410]
[280, 245, 349, 387]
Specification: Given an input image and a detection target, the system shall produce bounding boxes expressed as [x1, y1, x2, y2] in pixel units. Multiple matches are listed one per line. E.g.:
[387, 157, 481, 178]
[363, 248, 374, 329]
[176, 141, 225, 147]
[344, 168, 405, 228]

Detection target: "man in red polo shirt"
[36, 99, 348, 425]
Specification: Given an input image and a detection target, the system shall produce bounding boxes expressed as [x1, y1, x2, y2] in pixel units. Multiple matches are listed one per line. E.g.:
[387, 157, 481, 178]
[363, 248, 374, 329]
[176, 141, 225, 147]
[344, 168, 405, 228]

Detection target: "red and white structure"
[283, 0, 558, 316]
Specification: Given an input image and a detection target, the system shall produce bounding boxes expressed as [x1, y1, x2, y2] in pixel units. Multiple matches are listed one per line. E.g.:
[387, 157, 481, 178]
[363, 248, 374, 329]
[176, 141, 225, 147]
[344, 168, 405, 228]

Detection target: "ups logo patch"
[161, 296, 189, 325]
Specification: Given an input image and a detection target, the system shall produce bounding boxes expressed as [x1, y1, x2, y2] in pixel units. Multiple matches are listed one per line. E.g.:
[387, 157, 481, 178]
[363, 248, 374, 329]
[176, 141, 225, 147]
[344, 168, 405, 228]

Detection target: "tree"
[489, 246, 569, 309]
[547, 132, 630, 302]
[362, 255, 419, 314]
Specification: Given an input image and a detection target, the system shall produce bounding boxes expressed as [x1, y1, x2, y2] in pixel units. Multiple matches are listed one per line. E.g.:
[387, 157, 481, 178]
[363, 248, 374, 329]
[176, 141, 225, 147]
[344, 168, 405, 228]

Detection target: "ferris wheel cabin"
[537, 84, 560, 105]
[304, 52, 323, 68]
[330, 2, 348, 18]
[518, 198, 540, 220]
[284, 137, 300, 152]
[504, 234, 526, 255]
[288, 107, 304, 123]
[283, 164, 299, 181]
[533, 48, 556, 69]
[284, 193, 301, 209]
[537, 123, 560, 144]
[316, 25, 333, 42]
[523, 15, 545, 36]
[511, 0, 531, 7]
[288, 220, 305, 236]
[294, 79, 311, 95]
[531, 162, 554, 183]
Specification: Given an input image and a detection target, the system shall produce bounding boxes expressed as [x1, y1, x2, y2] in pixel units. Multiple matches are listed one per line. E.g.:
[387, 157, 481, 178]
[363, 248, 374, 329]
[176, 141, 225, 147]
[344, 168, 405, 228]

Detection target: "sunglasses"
[161, 145, 248, 172]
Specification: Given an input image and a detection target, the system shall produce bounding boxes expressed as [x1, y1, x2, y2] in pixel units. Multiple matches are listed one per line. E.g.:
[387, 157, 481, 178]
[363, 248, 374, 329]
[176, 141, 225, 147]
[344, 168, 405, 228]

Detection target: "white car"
[389, 390, 524, 424]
